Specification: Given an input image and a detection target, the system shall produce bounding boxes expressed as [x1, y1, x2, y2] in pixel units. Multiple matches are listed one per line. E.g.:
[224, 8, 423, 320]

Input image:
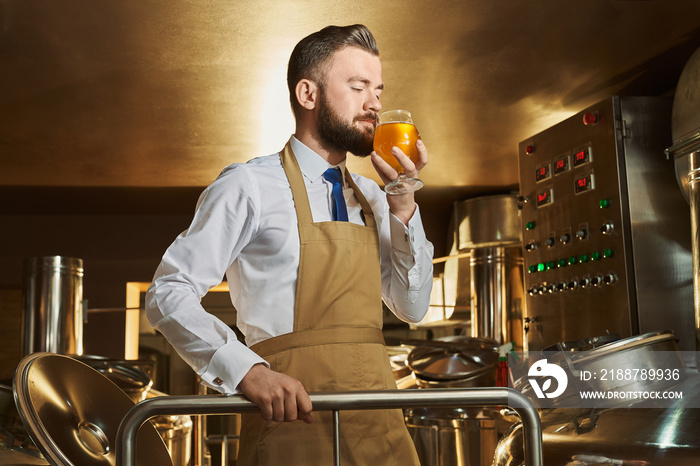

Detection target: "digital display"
[573, 146, 592, 167]
[535, 164, 550, 182]
[575, 174, 594, 194]
[554, 155, 569, 175]
[536, 188, 553, 207]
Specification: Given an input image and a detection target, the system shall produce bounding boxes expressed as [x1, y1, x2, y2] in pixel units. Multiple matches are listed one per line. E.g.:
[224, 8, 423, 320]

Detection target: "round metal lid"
[74, 355, 154, 394]
[407, 337, 499, 381]
[571, 330, 678, 366]
[12, 353, 172, 466]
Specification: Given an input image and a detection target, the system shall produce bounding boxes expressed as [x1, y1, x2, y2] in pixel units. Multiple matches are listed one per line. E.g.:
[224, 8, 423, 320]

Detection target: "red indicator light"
[525, 145, 535, 155]
[575, 174, 594, 194]
[573, 147, 591, 167]
[535, 164, 550, 182]
[583, 112, 599, 126]
[554, 156, 569, 175]
[536, 189, 553, 207]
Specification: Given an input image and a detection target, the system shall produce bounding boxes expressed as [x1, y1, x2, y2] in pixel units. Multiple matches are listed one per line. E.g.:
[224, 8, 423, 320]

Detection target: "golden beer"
[373, 122, 420, 172]
[373, 109, 424, 194]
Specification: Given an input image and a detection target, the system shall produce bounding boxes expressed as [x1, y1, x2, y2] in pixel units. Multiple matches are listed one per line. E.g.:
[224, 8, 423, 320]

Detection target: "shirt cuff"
[389, 204, 427, 256]
[199, 341, 269, 395]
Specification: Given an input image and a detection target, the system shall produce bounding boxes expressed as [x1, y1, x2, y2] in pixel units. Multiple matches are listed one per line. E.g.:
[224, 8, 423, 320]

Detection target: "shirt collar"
[289, 136, 347, 185]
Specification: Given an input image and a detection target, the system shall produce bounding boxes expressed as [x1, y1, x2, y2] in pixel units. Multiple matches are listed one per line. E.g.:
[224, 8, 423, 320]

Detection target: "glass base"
[384, 176, 424, 195]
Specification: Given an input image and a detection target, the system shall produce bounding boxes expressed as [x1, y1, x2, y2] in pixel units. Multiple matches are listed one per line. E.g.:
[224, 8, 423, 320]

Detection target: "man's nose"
[366, 93, 381, 112]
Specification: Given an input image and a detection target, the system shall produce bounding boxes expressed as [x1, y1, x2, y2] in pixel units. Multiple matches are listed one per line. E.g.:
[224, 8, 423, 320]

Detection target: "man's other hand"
[238, 363, 314, 423]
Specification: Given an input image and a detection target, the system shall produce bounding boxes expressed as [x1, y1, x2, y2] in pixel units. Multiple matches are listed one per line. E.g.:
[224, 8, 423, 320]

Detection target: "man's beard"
[317, 91, 376, 157]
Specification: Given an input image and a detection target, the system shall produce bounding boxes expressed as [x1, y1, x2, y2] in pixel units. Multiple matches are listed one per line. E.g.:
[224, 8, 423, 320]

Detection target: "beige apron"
[236, 143, 419, 466]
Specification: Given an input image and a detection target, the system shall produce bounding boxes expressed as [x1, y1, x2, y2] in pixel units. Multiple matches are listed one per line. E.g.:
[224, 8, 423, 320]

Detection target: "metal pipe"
[333, 410, 340, 466]
[116, 388, 542, 466]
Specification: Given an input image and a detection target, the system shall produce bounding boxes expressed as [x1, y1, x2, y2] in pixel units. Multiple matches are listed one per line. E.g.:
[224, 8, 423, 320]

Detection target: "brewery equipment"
[518, 97, 694, 350]
[12, 352, 172, 466]
[665, 46, 700, 350]
[22, 256, 85, 356]
[452, 194, 525, 347]
[492, 331, 700, 465]
[498, 68, 700, 463]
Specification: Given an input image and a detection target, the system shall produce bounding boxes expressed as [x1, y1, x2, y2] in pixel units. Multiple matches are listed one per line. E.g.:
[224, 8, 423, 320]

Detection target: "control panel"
[518, 97, 693, 351]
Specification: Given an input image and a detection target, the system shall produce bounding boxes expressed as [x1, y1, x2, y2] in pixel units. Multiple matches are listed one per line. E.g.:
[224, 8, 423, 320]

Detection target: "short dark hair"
[287, 24, 379, 119]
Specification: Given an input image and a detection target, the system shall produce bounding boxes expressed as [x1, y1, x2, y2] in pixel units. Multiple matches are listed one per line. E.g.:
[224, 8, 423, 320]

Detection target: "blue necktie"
[323, 167, 349, 222]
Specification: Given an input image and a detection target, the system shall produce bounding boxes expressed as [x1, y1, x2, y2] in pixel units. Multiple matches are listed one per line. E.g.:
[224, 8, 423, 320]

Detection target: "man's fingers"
[370, 151, 399, 182]
[258, 399, 274, 421]
[297, 390, 314, 424]
[272, 404, 287, 422]
[283, 394, 298, 422]
[415, 139, 428, 170]
[238, 365, 314, 423]
[391, 147, 417, 176]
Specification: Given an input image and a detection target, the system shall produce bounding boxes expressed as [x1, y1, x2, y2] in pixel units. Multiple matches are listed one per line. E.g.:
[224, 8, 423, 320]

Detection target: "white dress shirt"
[146, 136, 434, 394]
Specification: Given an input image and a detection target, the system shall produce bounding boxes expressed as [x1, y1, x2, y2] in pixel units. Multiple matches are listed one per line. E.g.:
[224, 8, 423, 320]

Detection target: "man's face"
[315, 47, 383, 157]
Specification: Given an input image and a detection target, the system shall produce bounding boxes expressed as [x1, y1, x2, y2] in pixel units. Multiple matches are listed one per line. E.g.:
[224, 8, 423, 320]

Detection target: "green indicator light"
[568, 256, 577, 266]
[526, 221, 536, 231]
[537, 263, 546, 272]
[528, 265, 536, 274]
[546, 261, 555, 270]
[557, 258, 567, 268]
[603, 248, 613, 258]
[591, 251, 600, 261]
[579, 254, 589, 263]
[599, 199, 611, 208]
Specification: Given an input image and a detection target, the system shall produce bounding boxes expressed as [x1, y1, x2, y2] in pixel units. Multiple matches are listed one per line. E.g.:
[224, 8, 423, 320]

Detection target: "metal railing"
[116, 388, 543, 466]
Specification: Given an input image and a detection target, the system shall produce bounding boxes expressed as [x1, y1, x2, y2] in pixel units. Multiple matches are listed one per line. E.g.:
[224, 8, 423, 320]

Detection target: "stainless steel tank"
[493, 332, 700, 465]
[666, 46, 700, 350]
[493, 396, 700, 466]
[406, 407, 499, 466]
[21, 256, 84, 356]
[454, 194, 524, 348]
[404, 337, 504, 466]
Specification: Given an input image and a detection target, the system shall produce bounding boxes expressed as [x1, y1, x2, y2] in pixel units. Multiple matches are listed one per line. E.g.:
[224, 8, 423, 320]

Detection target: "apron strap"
[250, 327, 385, 358]
[345, 168, 376, 230]
[280, 141, 377, 229]
[280, 142, 314, 224]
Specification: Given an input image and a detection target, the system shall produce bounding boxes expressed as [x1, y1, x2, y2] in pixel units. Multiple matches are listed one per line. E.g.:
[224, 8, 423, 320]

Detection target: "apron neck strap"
[280, 141, 376, 229]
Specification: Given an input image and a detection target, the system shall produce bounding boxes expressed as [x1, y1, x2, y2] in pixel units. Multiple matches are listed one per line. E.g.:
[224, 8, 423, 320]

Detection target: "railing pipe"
[116, 388, 542, 466]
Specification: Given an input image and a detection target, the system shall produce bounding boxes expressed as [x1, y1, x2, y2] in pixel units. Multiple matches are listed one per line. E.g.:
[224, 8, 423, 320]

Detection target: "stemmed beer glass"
[373, 109, 424, 195]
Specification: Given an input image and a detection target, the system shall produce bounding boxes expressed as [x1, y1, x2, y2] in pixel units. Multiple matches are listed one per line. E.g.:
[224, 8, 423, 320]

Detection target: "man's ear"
[295, 79, 319, 111]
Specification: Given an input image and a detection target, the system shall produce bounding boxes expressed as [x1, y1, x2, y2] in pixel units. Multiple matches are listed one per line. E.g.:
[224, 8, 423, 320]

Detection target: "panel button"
[600, 223, 614, 235]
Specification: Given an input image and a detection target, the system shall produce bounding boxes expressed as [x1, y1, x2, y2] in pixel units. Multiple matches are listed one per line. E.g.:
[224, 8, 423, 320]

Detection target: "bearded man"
[146, 24, 434, 465]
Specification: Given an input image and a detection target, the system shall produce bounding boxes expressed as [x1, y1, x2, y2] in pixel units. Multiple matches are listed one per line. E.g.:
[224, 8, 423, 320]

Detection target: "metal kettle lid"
[406, 337, 499, 380]
[73, 355, 153, 393]
[12, 352, 172, 466]
[571, 330, 678, 365]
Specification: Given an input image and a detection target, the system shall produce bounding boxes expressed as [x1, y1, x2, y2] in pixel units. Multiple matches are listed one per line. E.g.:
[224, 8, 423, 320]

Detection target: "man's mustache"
[354, 113, 379, 126]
